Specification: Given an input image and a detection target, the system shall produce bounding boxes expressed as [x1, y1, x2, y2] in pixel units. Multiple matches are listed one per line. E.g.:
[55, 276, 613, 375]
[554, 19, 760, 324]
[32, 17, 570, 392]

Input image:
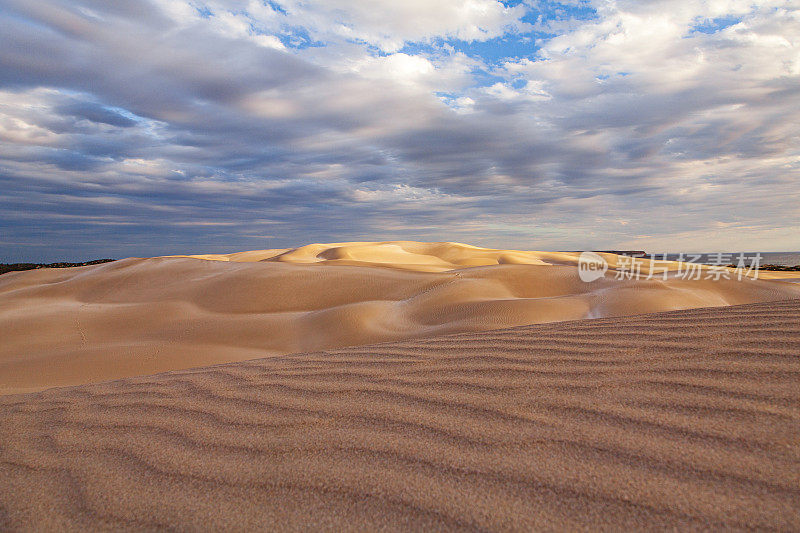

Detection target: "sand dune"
[1, 299, 798, 530]
[1, 241, 799, 393]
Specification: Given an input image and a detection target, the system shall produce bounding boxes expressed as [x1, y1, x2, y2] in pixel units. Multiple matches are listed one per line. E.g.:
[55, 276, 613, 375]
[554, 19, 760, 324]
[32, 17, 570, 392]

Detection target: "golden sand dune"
[1, 241, 799, 393]
[1, 299, 799, 530]
[174, 241, 570, 270]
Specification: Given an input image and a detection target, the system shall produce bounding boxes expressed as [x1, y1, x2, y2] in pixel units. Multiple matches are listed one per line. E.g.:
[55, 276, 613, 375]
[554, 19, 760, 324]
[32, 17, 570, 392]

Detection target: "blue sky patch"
[690, 15, 743, 34]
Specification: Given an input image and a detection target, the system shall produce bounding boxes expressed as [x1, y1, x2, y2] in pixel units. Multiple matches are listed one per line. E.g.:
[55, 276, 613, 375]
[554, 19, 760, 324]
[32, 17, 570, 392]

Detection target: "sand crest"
[1, 241, 799, 393]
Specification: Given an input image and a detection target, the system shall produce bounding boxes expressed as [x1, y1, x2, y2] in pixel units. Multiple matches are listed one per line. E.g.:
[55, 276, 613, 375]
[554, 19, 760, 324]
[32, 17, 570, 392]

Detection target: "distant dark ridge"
[594, 250, 647, 257]
[559, 251, 799, 271]
[0, 259, 115, 276]
[745, 264, 800, 271]
[560, 250, 648, 257]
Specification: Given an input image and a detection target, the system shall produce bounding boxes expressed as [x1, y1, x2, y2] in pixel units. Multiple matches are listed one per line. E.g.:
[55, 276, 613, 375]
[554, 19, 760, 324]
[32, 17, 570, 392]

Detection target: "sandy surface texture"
[2, 241, 799, 393]
[1, 298, 798, 530]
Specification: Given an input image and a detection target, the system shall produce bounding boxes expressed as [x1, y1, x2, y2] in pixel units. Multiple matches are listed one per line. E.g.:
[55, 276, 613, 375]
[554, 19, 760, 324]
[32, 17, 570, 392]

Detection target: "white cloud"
[1, 0, 798, 259]
[272, 0, 530, 52]
[345, 53, 435, 85]
[158, 0, 529, 53]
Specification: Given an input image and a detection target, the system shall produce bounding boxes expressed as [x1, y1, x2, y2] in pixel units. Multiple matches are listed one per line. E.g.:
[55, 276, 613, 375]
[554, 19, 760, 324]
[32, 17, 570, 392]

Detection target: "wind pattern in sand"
[2, 299, 799, 530]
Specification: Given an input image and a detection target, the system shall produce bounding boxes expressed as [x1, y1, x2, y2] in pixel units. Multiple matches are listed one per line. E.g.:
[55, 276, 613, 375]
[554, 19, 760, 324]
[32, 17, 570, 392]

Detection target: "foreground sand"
[2, 241, 799, 393]
[1, 299, 798, 530]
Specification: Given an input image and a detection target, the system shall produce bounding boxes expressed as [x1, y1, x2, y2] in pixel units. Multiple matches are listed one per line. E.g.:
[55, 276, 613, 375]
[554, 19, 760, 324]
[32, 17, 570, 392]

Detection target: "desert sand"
[1, 241, 799, 393]
[1, 298, 798, 530]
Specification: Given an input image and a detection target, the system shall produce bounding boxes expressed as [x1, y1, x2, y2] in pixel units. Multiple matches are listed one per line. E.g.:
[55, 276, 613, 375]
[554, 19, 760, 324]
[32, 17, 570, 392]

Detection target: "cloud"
[229, 0, 529, 52]
[0, 0, 798, 261]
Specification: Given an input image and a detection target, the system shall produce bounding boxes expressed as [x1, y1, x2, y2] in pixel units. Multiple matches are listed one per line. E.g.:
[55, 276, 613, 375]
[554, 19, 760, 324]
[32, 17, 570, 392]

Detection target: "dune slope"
[1, 299, 799, 530]
[2, 241, 799, 393]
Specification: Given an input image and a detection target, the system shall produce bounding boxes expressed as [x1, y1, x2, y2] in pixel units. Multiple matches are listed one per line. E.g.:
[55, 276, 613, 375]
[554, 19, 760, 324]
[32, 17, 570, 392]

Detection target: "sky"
[1, 0, 799, 261]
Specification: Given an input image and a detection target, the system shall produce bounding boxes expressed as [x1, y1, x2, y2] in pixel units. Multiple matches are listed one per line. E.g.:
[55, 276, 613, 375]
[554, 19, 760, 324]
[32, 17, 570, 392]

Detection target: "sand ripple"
[1, 299, 799, 530]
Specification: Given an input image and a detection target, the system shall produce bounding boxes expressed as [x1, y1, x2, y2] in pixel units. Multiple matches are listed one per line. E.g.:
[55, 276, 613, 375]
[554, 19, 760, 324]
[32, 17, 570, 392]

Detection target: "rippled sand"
[1, 299, 799, 530]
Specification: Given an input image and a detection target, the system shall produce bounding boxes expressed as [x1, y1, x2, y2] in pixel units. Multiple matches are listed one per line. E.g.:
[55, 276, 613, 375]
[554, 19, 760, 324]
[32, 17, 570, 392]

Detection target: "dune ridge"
[2, 241, 799, 393]
[1, 299, 799, 530]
